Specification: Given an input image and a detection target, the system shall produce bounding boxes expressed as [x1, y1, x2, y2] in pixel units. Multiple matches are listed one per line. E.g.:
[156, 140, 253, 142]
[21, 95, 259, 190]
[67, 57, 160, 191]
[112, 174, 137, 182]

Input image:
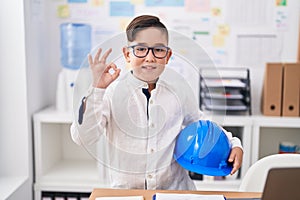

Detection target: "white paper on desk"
[154, 193, 225, 200]
[96, 196, 143, 200]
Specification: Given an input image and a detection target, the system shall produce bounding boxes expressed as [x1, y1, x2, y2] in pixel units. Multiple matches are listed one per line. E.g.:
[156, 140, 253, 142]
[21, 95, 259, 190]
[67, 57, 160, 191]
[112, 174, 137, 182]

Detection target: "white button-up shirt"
[71, 68, 242, 190]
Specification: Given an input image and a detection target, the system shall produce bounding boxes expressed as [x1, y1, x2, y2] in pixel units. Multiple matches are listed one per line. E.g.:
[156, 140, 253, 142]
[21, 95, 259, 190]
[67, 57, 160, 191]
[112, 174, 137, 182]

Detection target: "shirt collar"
[127, 70, 170, 89]
[127, 71, 148, 88]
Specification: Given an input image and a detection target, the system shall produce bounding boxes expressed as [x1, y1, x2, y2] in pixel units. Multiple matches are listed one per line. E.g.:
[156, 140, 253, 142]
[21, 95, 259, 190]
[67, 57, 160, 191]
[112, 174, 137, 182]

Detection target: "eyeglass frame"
[128, 44, 170, 59]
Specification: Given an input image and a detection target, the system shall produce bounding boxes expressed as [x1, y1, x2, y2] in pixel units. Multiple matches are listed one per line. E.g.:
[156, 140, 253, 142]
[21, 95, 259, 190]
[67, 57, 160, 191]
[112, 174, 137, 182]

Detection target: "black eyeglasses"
[128, 45, 170, 59]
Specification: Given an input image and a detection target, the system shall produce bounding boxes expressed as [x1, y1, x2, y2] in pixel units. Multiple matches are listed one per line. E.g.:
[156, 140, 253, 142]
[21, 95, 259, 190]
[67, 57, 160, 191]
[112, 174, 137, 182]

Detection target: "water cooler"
[56, 23, 91, 112]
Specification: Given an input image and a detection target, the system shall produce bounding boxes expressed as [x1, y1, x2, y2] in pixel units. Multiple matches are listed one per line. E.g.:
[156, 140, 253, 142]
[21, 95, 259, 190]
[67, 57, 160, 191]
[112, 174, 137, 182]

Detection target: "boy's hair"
[126, 15, 169, 43]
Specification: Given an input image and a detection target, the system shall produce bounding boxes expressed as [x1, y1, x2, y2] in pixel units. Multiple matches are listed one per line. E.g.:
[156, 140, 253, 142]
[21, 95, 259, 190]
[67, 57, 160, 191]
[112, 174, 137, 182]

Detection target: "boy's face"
[123, 27, 172, 83]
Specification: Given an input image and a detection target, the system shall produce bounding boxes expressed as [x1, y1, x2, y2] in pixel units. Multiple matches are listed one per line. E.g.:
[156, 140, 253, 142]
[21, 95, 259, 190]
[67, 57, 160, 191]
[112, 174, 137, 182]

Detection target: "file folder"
[261, 63, 284, 116]
[282, 63, 300, 116]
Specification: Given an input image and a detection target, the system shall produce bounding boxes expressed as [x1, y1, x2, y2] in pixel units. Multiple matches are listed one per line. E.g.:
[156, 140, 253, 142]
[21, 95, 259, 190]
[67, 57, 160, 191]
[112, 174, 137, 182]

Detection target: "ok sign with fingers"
[88, 48, 121, 88]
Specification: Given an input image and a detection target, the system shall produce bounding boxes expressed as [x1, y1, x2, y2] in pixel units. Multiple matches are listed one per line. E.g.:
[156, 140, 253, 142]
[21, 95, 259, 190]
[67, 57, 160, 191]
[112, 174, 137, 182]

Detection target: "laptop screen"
[227, 167, 300, 200]
[261, 167, 300, 200]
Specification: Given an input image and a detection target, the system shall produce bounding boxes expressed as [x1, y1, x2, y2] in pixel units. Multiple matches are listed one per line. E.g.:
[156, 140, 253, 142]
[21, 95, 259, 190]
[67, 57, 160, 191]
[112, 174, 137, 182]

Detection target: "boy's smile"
[141, 64, 157, 71]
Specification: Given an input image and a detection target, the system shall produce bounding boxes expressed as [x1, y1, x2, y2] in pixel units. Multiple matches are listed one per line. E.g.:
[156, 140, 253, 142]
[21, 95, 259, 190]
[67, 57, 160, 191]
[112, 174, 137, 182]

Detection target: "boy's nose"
[145, 49, 155, 62]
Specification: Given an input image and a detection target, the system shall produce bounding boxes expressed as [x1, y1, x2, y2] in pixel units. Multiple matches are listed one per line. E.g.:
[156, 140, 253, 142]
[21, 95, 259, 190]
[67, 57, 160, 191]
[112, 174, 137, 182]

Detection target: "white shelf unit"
[33, 108, 105, 200]
[33, 107, 300, 197]
[251, 116, 300, 164]
[33, 108, 255, 196]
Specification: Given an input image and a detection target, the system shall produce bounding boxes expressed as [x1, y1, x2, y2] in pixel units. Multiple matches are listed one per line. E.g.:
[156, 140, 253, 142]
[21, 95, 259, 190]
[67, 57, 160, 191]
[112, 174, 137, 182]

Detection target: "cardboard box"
[261, 63, 284, 116]
[282, 63, 300, 117]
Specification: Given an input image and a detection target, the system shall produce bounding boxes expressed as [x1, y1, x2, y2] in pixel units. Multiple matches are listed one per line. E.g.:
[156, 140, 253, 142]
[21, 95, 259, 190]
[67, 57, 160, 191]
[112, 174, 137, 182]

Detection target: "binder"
[261, 63, 284, 116]
[298, 26, 300, 62]
[282, 63, 300, 116]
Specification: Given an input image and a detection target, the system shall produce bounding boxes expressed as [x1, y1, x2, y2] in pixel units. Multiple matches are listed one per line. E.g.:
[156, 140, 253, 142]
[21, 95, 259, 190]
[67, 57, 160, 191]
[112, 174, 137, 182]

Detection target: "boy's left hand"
[228, 147, 243, 175]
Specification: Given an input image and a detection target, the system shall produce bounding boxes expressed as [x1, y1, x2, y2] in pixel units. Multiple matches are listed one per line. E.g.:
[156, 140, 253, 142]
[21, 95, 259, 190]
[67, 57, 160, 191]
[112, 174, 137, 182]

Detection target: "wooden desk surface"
[89, 188, 262, 200]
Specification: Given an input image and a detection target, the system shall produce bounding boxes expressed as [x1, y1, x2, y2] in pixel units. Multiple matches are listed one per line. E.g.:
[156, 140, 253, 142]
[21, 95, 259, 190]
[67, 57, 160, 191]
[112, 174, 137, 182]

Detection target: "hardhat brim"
[175, 155, 232, 176]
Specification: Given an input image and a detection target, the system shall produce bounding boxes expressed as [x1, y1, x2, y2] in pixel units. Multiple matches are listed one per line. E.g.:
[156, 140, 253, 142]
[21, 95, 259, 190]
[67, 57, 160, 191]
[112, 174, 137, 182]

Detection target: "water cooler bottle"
[56, 23, 91, 112]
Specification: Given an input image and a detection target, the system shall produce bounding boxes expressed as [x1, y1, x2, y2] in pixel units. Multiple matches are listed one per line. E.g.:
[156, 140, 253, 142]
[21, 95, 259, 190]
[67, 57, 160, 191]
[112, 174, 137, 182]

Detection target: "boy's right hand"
[88, 48, 121, 88]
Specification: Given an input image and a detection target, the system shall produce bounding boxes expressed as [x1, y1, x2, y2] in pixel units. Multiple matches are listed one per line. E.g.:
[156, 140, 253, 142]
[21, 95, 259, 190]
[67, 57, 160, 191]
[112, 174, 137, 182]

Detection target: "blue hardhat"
[174, 120, 233, 176]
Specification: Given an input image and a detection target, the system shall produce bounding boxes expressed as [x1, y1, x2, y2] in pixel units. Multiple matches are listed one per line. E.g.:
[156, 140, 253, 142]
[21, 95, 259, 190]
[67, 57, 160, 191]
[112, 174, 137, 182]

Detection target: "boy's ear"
[165, 48, 172, 64]
[122, 46, 131, 63]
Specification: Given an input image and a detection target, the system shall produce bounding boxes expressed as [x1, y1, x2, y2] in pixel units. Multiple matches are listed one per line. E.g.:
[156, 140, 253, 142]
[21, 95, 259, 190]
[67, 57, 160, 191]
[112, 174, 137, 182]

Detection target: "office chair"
[239, 154, 300, 192]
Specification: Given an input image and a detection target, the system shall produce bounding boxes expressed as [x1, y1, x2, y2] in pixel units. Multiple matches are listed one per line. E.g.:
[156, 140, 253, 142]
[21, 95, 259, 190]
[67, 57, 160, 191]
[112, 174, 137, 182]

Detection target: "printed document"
[96, 196, 144, 200]
[153, 193, 225, 200]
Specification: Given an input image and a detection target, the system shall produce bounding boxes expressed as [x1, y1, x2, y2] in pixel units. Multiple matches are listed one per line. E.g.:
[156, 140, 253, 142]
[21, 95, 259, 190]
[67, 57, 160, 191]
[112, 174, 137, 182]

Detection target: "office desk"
[89, 188, 262, 200]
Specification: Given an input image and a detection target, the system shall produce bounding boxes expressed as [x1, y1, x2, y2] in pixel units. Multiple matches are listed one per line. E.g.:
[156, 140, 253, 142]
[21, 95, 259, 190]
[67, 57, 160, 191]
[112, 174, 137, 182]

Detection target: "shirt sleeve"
[70, 86, 109, 146]
[222, 127, 243, 150]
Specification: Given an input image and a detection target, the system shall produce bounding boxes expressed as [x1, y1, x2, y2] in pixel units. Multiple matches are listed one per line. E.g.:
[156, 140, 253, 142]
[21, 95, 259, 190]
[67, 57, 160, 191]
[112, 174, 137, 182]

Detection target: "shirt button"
[150, 100, 153, 104]
[150, 123, 154, 128]
[148, 174, 153, 179]
[150, 148, 154, 153]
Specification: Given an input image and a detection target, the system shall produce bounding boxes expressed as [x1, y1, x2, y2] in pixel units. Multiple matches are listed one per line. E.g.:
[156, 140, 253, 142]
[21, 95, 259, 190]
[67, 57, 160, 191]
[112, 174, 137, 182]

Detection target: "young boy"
[71, 15, 243, 190]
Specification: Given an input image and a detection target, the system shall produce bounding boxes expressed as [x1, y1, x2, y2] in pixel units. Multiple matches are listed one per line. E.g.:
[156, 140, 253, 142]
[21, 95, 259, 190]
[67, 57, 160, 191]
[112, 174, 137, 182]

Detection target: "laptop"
[228, 167, 300, 200]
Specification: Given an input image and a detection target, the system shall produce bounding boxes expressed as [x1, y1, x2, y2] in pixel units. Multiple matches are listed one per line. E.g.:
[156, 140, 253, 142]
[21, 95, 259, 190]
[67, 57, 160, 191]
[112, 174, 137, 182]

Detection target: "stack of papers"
[153, 193, 225, 200]
[203, 99, 247, 111]
[204, 79, 246, 88]
[201, 91, 244, 99]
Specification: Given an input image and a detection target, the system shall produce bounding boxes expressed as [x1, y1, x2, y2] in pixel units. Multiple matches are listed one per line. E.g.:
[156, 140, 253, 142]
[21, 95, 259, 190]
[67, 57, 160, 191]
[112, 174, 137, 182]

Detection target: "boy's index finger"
[100, 48, 112, 64]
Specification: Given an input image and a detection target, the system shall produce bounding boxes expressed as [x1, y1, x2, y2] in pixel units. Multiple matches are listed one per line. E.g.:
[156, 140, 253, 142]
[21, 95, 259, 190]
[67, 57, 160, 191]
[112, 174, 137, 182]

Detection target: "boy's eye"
[154, 47, 166, 52]
[135, 46, 147, 51]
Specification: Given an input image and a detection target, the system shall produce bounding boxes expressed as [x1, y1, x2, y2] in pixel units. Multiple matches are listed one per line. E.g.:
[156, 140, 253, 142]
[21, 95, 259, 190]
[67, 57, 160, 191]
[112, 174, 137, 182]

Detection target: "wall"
[35, 0, 300, 115]
[0, 0, 57, 198]
[0, 0, 31, 199]
[0, 0, 28, 179]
